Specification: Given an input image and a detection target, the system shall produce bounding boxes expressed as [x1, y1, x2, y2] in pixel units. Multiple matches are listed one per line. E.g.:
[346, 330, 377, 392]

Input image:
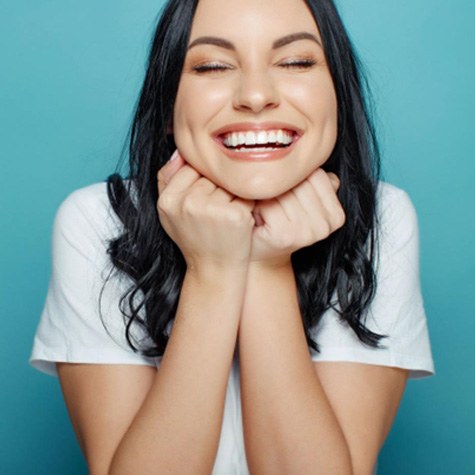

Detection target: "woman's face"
[173, 0, 338, 200]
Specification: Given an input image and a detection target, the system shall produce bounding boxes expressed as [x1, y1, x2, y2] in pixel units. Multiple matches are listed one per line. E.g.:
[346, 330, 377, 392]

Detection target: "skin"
[173, 0, 338, 200]
[57, 0, 409, 473]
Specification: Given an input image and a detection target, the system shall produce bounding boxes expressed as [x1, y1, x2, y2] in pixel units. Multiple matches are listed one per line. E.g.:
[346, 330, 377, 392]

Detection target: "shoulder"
[61, 182, 110, 208]
[31, 182, 158, 376]
[311, 181, 434, 378]
[376, 181, 417, 222]
[56, 182, 116, 226]
[53, 182, 124, 250]
[375, 182, 420, 252]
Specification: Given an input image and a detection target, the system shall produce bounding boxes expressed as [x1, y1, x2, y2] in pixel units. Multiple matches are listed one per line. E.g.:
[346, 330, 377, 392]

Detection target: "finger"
[187, 177, 235, 203]
[308, 169, 340, 204]
[326, 172, 340, 192]
[233, 196, 256, 214]
[157, 150, 186, 194]
[193, 176, 217, 195]
[275, 189, 308, 223]
[278, 181, 334, 246]
[308, 169, 345, 227]
[291, 179, 326, 220]
[159, 163, 202, 196]
[254, 198, 289, 230]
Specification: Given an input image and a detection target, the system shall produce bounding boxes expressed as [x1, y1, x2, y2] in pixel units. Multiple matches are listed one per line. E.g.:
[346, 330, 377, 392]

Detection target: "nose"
[233, 68, 280, 113]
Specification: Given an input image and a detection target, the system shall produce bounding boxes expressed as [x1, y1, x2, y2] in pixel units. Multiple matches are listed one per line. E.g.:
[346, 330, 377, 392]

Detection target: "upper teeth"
[223, 129, 294, 147]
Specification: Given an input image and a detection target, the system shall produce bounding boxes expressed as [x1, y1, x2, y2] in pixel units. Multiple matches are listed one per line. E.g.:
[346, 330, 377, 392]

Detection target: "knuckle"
[157, 193, 173, 213]
[335, 208, 346, 227]
[276, 231, 295, 249]
[182, 195, 198, 215]
[196, 177, 212, 189]
[332, 175, 341, 189]
[315, 168, 328, 181]
[308, 169, 325, 187]
[318, 220, 332, 238]
[227, 207, 248, 226]
[304, 229, 316, 245]
[157, 167, 170, 188]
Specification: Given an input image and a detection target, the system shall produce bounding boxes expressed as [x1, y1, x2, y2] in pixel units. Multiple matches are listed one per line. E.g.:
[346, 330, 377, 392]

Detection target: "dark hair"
[106, 0, 387, 356]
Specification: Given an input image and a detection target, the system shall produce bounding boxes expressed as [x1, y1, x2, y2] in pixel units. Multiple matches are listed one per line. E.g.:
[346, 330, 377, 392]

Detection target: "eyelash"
[193, 62, 232, 73]
[279, 58, 317, 69]
[192, 58, 317, 74]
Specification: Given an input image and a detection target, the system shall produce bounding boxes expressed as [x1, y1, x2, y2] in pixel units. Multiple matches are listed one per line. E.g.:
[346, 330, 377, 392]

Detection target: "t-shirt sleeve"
[310, 183, 435, 379]
[29, 184, 158, 377]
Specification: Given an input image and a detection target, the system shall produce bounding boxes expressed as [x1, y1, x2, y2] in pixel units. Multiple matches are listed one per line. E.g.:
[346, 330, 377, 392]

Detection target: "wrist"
[186, 259, 249, 283]
[245, 260, 295, 291]
[248, 257, 292, 274]
[242, 261, 298, 323]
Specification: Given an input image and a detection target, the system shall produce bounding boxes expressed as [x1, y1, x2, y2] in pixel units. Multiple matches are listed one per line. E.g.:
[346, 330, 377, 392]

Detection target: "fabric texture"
[30, 181, 435, 474]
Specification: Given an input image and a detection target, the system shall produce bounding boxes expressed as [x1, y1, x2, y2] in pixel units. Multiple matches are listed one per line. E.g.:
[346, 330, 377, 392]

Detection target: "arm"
[239, 264, 407, 474]
[313, 361, 408, 474]
[239, 169, 408, 474]
[108, 265, 247, 474]
[58, 155, 255, 474]
[239, 263, 352, 474]
[59, 266, 246, 475]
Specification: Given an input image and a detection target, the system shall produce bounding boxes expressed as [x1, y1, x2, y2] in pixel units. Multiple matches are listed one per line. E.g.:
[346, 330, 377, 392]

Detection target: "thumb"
[326, 172, 340, 192]
[157, 150, 185, 194]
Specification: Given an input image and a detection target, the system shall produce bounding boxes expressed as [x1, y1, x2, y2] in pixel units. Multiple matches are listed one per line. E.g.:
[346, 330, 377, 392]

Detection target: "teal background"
[1, 0, 473, 473]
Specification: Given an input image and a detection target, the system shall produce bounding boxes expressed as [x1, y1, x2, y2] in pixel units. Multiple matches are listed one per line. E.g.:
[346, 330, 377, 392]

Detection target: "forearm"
[110, 265, 247, 474]
[239, 264, 352, 474]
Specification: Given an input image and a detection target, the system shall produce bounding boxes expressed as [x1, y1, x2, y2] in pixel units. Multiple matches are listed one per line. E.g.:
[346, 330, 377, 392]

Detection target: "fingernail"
[170, 150, 179, 161]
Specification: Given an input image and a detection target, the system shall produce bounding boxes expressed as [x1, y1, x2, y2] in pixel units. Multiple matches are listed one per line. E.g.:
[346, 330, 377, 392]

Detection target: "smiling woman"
[175, 1, 337, 200]
[29, 0, 434, 474]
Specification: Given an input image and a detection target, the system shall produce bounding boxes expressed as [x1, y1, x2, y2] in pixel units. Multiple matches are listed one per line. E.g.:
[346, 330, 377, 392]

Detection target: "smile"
[213, 123, 301, 161]
[222, 129, 295, 151]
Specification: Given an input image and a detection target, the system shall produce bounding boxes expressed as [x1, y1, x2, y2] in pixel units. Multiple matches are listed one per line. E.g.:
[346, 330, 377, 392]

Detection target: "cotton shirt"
[30, 181, 435, 474]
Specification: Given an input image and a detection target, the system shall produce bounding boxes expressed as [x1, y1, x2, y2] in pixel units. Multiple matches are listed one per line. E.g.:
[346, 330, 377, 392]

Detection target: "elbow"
[348, 450, 379, 475]
[246, 443, 354, 474]
[350, 460, 378, 475]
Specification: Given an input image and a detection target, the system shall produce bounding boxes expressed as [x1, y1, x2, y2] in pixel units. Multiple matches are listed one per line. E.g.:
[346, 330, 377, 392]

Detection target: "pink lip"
[213, 121, 303, 136]
[212, 122, 302, 162]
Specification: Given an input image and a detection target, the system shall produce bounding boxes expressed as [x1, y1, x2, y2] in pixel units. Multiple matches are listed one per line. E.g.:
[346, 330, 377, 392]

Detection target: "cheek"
[172, 79, 230, 177]
[286, 75, 338, 125]
[173, 79, 230, 135]
[173, 83, 198, 136]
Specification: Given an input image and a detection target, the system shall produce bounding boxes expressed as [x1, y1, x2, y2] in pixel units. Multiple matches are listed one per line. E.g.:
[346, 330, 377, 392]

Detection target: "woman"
[30, 0, 435, 473]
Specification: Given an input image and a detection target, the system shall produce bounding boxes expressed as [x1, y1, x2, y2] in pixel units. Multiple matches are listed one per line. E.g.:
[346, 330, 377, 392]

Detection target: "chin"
[220, 179, 293, 201]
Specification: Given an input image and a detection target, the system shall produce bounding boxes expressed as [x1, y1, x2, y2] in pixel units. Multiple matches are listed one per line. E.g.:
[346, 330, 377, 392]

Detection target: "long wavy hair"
[105, 0, 387, 356]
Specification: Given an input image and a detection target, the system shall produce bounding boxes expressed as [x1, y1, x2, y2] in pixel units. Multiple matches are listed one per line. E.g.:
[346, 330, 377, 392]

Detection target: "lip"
[212, 122, 302, 162]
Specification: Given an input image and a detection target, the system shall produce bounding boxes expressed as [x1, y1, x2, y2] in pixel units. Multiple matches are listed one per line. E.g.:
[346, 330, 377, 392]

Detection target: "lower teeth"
[226, 143, 290, 152]
[235, 146, 281, 152]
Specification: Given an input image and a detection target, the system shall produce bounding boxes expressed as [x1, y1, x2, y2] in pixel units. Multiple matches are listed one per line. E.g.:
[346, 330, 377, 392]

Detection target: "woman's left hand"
[250, 168, 345, 268]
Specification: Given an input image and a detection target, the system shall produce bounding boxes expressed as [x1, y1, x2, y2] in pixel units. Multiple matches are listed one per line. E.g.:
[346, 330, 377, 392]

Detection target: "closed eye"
[279, 59, 317, 70]
[192, 62, 232, 74]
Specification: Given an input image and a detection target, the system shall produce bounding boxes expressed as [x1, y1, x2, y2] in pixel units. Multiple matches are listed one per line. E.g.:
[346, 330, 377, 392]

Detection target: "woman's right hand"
[157, 150, 255, 272]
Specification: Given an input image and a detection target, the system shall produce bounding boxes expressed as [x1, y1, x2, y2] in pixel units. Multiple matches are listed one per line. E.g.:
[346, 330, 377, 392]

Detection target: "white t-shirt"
[30, 181, 435, 474]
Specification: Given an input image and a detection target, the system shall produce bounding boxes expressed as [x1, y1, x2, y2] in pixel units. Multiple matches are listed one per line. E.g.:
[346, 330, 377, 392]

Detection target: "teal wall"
[1, 1, 473, 473]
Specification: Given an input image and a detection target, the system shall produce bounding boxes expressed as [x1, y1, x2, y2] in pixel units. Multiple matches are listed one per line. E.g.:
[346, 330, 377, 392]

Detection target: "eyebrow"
[188, 32, 322, 51]
[273, 32, 321, 49]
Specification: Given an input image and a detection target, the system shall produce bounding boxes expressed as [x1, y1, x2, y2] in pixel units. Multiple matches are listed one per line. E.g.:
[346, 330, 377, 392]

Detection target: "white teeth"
[245, 131, 257, 145]
[222, 129, 294, 148]
[256, 131, 268, 144]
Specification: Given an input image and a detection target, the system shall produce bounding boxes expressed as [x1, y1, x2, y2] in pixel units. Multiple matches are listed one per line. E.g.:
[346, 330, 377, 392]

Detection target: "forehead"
[189, 0, 320, 43]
